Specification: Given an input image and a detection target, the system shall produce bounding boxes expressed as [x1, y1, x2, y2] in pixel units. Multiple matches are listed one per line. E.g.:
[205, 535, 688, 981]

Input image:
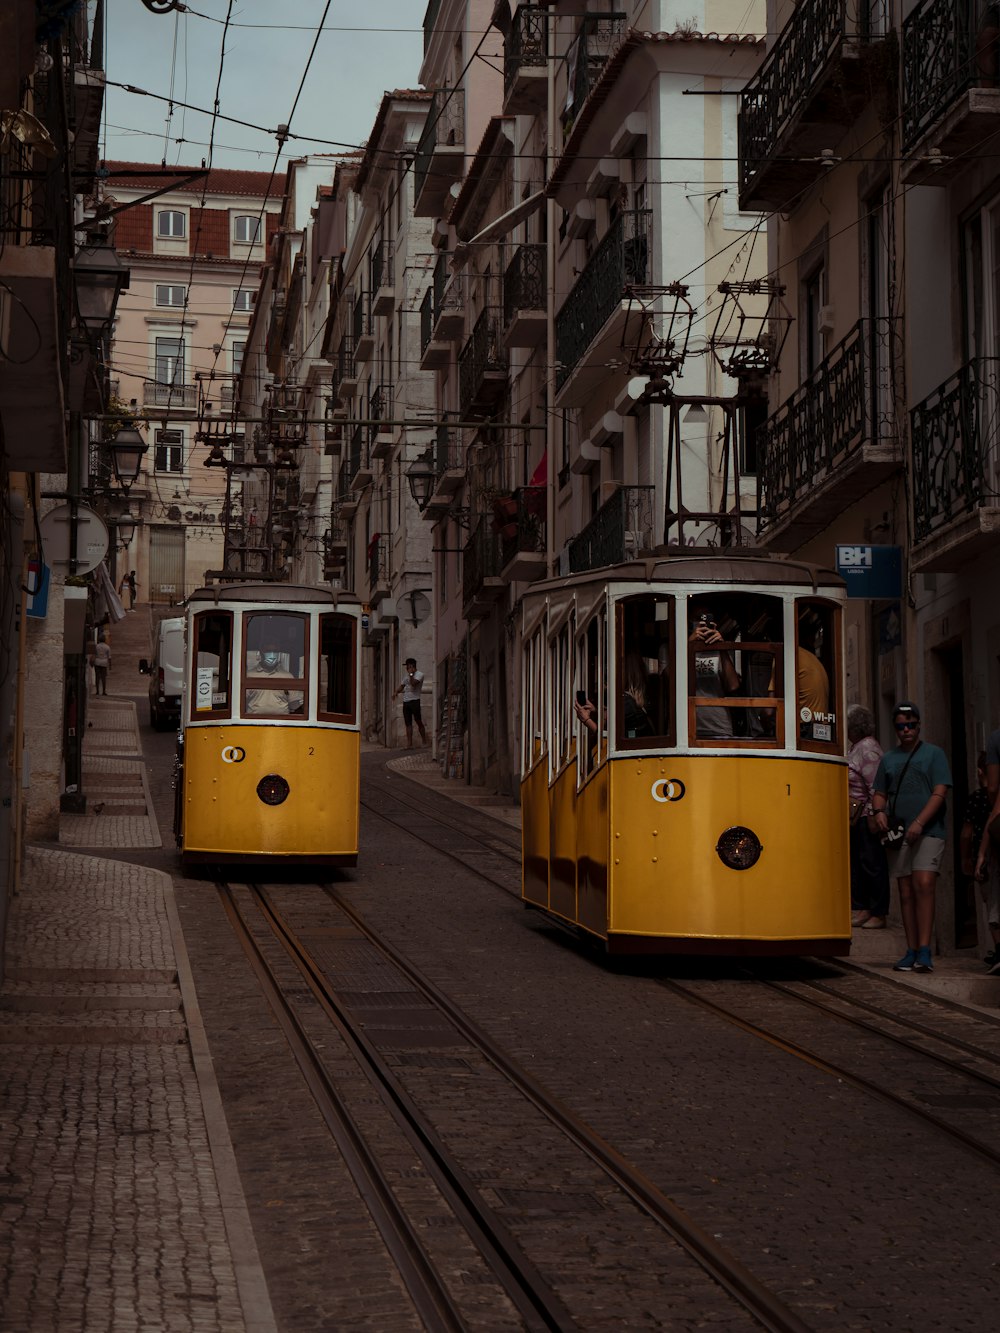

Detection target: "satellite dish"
[167, 505, 182, 521]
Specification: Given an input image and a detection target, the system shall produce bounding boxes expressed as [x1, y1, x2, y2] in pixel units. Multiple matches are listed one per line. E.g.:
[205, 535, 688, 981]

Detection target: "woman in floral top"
[847, 705, 890, 928]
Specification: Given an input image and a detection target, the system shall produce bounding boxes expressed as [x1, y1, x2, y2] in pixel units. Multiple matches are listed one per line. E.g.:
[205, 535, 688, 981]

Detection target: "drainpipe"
[546, 6, 557, 578]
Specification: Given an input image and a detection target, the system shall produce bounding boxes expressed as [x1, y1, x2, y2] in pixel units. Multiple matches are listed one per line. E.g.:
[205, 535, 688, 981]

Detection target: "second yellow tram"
[520, 553, 851, 955]
[175, 583, 363, 869]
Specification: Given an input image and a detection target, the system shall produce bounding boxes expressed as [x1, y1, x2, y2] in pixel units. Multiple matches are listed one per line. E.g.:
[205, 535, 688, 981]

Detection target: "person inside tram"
[688, 602, 741, 738]
[622, 651, 654, 739]
[245, 638, 303, 715]
[797, 609, 830, 738]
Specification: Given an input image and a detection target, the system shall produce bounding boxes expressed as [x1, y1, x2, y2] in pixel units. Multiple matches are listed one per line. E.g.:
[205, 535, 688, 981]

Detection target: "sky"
[101, 0, 429, 172]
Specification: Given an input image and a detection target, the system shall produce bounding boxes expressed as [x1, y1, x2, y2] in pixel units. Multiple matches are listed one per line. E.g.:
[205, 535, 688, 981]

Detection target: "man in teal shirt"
[872, 701, 952, 974]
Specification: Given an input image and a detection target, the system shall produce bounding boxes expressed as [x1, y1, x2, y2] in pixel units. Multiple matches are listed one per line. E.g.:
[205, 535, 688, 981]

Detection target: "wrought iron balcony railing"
[367, 534, 390, 590]
[420, 287, 435, 356]
[563, 13, 627, 131]
[414, 88, 466, 202]
[739, 0, 885, 201]
[503, 243, 546, 328]
[347, 422, 365, 480]
[902, 0, 997, 150]
[369, 383, 393, 445]
[458, 308, 508, 416]
[555, 209, 651, 389]
[463, 514, 504, 608]
[505, 5, 549, 95]
[432, 422, 463, 480]
[369, 237, 393, 294]
[759, 318, 896, 520]
[568, 486, 656, 573]
[352, 289, 372, 346]
[911, 357, 1000, 543]
[336, 333, 355, 389]
[498, 486, 546, 568]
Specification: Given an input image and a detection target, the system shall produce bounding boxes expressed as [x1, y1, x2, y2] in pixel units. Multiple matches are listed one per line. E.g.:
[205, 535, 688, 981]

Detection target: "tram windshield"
[243, 613, 307, 716]
[317, 614, 356, 722]
[686, 592, 783, 744]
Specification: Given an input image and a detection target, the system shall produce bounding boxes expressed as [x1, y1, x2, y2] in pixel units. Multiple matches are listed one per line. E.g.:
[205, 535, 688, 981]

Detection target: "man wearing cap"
[871, 702, 952, 973]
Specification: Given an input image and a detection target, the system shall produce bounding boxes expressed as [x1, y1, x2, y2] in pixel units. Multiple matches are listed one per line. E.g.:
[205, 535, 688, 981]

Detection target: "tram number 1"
[786, 784, 791, 796]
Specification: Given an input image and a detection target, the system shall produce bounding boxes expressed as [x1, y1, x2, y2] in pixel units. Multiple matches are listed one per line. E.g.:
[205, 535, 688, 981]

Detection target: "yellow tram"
[520, 554, 851, 955]
[175, 583, 362, 869]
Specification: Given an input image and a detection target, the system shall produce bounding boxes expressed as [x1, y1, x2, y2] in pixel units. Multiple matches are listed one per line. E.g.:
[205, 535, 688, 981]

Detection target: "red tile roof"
[103, 161, 284, 198]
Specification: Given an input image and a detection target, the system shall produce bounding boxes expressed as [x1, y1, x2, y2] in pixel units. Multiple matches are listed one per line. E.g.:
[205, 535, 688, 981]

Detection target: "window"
[522, 626, 545, 773]
[685, 592, 784, 746]
[157, 210, 185, 239]
[154, 336, 185, 400]
[318, 614, 356, 721]
[577, 609, 607, 780]
[154, 429, 183, 473]
[231, 340, 246, 377]
[242, 612, 307, 717]
[232, 289, 255, 312]
[795, 600, 840, 752]
[615, 596, 674, 749]
[233, 215, 261, 244]
[191, 611, 233, 716]
[802, 263, 826, 375]
[155, 284, 186, 308]
[550, 619, 573, 770]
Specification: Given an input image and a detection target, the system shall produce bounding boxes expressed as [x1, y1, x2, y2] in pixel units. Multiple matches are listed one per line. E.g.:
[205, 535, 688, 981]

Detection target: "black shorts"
[403, 699, 422, 725]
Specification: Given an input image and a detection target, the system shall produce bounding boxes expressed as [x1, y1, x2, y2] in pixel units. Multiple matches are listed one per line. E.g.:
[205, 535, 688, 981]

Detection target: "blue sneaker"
[912, 947, 933, 973]
[893, 950, 917, 971]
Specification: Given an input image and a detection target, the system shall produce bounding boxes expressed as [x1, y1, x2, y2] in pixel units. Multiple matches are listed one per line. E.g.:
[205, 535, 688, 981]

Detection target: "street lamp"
[107, 425, 148, 491]
[74, 231, 130, 340]
[116, 511, 137, 548]
[406, 448, 437, 511]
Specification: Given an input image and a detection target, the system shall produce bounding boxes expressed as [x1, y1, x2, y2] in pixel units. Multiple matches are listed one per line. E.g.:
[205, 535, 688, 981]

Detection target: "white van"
[140, 616, 185, 730]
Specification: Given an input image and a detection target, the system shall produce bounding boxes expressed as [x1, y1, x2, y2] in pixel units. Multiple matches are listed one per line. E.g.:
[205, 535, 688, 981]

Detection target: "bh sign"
[835, 544, 902, 599]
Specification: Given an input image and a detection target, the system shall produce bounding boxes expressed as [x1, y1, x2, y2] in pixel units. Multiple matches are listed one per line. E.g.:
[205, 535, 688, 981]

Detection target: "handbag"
[880, 743, 921, 847]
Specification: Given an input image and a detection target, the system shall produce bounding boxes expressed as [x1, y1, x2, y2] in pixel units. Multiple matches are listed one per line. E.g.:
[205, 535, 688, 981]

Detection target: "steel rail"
[323, 885, 813, 1333]
[216, 884, 467, 1333]
[250, 885, 573, 1333]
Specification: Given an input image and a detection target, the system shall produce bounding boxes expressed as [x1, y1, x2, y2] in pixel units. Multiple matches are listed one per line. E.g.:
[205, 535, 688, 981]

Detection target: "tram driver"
[688, 603, 741, 738]
[245, 638, 303, 715]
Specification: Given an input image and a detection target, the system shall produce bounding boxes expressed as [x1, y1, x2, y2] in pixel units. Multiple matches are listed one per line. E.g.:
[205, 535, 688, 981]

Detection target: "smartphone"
[576, 690, 588, 706]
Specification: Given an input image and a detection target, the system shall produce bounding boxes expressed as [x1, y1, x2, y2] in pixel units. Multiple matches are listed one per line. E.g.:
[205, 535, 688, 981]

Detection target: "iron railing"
[347, 423, 365, 480]
[568, 486, 656, 573]
[505, 5, 549, 94]
[902, 0, 992, 149]
[555, 209, 652, 389]
[369, 383, 393, 445]
[352, 289, 372, 346]
[563, 13, 627, 128]
[503, 243, 546, 328]
[420, 287, 435, 356]
[458, 308, 508, 416]
[739, 0, 880, 197]
[414, 88, 465, 201]
[759, 318, 896, 520]
[370, 236, 393, 293]
[432, 422, 463, 479]
[463, 515, 504, 607]
[911, 357, 1000, 542]
[499, 486, 546, 568]
[367, 534, 390, 589]
[336, 333, 355, 389]
[143, 380, 198, 409]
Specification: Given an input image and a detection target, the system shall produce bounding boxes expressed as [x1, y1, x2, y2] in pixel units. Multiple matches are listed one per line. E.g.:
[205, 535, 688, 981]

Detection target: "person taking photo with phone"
[871, 702, 952, 973]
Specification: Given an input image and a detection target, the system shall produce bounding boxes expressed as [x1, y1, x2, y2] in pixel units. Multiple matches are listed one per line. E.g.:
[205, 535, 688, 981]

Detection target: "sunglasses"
[895, 720, 919, 731]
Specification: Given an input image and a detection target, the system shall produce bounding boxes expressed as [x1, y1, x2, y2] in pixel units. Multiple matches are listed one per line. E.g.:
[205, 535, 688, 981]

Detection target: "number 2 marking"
[308, 747, 315, 755]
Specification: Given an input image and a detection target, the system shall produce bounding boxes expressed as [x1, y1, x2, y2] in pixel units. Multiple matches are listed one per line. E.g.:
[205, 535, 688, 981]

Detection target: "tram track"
[220, 877, 812, 1333]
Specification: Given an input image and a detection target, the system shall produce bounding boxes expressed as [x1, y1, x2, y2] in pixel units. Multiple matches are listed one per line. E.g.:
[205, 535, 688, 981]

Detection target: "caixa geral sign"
[834, 544, 902, 599]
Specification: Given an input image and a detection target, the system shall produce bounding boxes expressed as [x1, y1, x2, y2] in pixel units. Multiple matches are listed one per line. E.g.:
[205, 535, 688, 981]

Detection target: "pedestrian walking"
[127, 570, 137, 609]
[871, 702, 952, 973]
[394, 657, 428, 748]
[93, 638, 111, 696]
[846, 705, 890, 929]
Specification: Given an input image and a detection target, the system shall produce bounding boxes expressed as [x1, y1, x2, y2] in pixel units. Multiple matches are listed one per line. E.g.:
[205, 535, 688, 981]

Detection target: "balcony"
[458, 309, 508, 419]
[419, 262, 466, 370]
[562, 13, 627, 143]
[498, 487, 547, 584]
[143, 379, 198, 412]
[504, 5, 548, 114]
[369, 383, 394, 459]
[419, 288, 449, 371]
[463, 515, 505, 620]
[352, 290, 374, 363]
[738, 0, 890, 212]
[414, 88, 466, 218]
[910, 357, 1000, 571]
[0, 245, 65, 469]
[555, 209, 651, 407]
[347, 423, 372, 492]
[901, 0, 1000, 184]
[757, 318, 901, 550]
[367, 534, 391, 604]
[568, 485, 656, 574]
[423, 425, 466, 519]
[503, 243, 546, 349]
[370, 237, 395, 317]
[336, 334, 358, 397]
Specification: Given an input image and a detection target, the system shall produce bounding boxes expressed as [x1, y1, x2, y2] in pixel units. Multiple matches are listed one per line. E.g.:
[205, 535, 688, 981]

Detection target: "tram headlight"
[715, 826, 762, 871]
[257, 773, 290, 806]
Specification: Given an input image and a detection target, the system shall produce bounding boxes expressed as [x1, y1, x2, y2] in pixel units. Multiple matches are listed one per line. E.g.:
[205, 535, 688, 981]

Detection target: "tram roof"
[526, 552, 846, 598]
[187, 583, 362, 607]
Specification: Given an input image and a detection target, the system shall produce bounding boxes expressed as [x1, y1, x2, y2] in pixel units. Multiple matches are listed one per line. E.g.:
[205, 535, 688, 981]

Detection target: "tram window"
[551, 621, 573, 769]
[686, 593, 784, 744]
[243, 613, 307, 717]
[576, 612, 606, 778]
[616, 596, 673, 747]
[318, 614, 356, 722]
[522, 628, 545, 772]
[796, 601, 838, 749]
[191, 612, 232, 715]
